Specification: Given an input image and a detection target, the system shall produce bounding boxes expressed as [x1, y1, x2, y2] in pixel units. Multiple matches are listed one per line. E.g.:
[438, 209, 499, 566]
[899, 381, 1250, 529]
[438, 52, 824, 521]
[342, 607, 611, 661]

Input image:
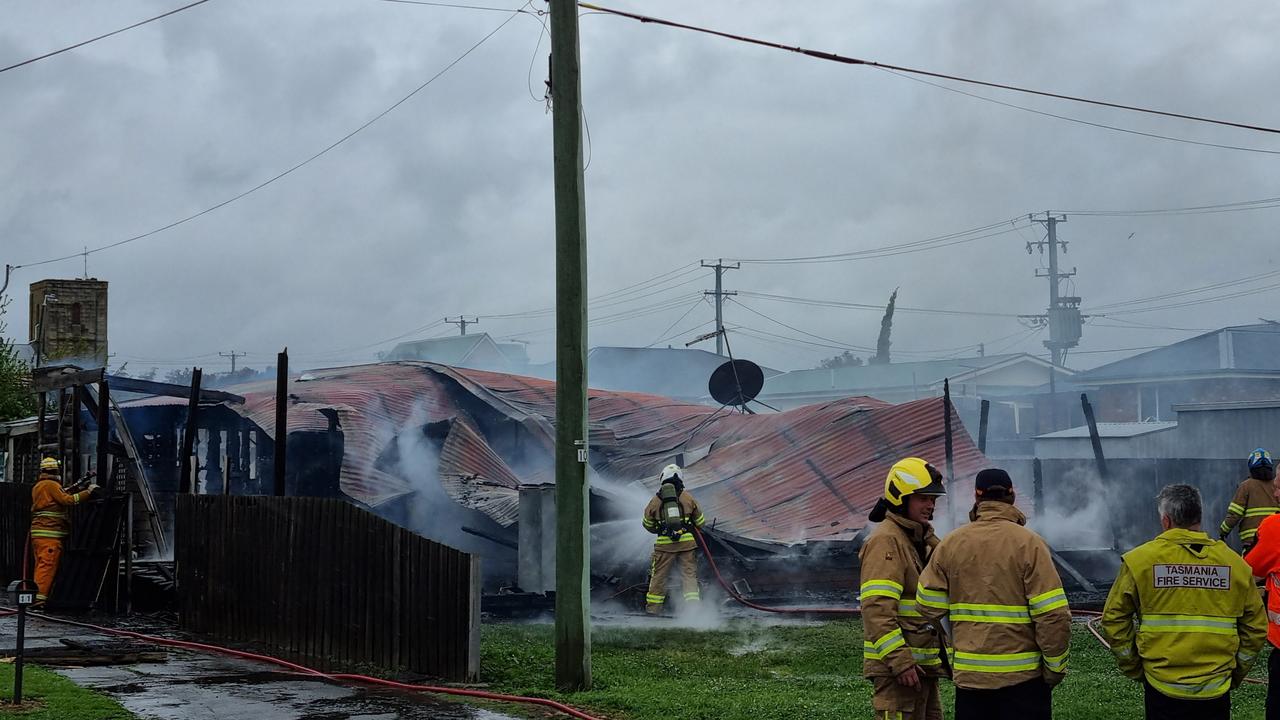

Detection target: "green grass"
[481, 621, 1268, 720]
[0, 664, 133, 719]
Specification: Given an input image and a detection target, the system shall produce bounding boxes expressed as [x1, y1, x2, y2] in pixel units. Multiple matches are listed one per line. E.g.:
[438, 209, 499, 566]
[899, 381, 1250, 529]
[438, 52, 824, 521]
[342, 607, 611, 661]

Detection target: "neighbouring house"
[758, 353, 1076, 450]
[563, 346, 781, 402]
[386, 333, 529, 374]
[1074, 323, 1280, 423]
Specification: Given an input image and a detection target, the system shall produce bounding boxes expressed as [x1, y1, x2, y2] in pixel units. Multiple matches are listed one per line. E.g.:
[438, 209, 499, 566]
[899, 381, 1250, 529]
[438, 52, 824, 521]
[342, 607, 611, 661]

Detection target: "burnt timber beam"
[32, 366, 105, 393]
[104, 375, 244, 404]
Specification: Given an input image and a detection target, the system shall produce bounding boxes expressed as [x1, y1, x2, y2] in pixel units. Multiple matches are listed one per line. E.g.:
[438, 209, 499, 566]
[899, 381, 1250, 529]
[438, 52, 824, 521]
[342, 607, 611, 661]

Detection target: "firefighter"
[641, 464, 706, 615]
[30, 457, 98, 605]
[917, 468, 1070, 720]
[1102, 483, 1266, 720]
[1241, 497, 1280, 719]
[1219, 448, 1278, 551]
[859, 457, 948, 720]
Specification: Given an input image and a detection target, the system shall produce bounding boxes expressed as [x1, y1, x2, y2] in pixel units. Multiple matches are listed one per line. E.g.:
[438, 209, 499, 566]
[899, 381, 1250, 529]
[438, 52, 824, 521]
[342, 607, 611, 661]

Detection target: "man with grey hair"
[1102, 484, 1266, 720]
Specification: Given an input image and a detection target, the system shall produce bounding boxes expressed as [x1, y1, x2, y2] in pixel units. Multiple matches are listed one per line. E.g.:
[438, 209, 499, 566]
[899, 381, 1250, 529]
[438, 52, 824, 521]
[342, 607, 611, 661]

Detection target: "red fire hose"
[0, 608, 606, 720]
[693, 527, 859, 615]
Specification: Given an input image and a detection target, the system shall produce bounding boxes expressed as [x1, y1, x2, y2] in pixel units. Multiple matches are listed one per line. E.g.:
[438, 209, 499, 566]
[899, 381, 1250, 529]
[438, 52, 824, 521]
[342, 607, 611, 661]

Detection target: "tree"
[871, 288, 898, 366]
[0, 295, 37, 421]
[165, 367, 194, 386]
[817, 350, 864, 369]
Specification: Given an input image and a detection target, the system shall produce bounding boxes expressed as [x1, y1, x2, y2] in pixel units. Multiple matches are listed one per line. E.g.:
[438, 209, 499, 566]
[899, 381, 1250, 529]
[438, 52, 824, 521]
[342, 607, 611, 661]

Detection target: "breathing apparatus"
[657, 464, 687, 536]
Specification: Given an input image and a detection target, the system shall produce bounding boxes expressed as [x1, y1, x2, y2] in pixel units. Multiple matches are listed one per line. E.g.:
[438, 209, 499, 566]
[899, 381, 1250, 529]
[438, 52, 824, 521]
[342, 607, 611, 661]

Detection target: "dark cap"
[975, 468, 1014, 493]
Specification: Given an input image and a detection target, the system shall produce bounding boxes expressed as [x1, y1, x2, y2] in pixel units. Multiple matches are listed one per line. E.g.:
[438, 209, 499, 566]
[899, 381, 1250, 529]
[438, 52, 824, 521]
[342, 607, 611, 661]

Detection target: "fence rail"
[176, 495, 480, 681]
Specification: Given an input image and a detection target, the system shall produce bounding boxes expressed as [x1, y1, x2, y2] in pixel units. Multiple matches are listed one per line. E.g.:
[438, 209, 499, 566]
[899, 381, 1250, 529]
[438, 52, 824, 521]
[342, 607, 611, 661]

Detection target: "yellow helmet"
[869, 457, 945, 521]
[40, 456, 61, 472]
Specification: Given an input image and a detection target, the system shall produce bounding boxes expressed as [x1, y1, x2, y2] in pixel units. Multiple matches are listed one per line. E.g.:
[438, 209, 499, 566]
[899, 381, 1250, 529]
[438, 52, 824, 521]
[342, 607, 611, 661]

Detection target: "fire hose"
[0, 607, 606, 720]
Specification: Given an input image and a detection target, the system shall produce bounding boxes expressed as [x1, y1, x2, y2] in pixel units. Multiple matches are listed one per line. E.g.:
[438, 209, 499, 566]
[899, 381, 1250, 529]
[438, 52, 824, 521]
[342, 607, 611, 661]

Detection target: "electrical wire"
[1060, 195, 1280, 217]
[13, 5, 526, 271]
[0, 0, 214, 75]
[577, 2, 1280, 136]
[731, 220, 1027, 265]
[646, 298, 707, 347]
[738, 291, 1025, 319]
[381, 0, 537, 12]
[876, 68, 1280, 156]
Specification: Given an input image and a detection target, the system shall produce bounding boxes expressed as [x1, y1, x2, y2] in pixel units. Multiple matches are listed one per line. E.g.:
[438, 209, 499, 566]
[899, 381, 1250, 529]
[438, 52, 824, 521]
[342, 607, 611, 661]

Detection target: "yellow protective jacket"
[642, 490, 706, 553]
[1219, 477, 1279, 545]
[858, 512, 944, 677]
[1101, 528, 1266, 700]
[917, 501, 1071, 690]
[30, 474, 88, 539]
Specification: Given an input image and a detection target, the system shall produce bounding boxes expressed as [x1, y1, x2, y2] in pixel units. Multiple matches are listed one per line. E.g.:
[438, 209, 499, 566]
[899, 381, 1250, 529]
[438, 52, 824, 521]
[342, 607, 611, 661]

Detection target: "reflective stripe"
[1044, 650, 1069, 673]
[859, 579, 904, 601]
[1219, 522, 1233, 533]
[950, 602, 1032, 624]
[642, 518, 659, 528]
[1145, 672, 1231, 700]
[645, 594, 665, 604]
[1028, 588, 1069, 615]
[863, 628, 906, 660]
[693, 513, 707, 527]
[1242, 528, 1259, 540]
[897, 599, 922, 618]
[655, 533, 694, 544]
[683, 591, 701, 601]
[30, 529, 67, 538]
[915, 584, 949, 609]
[32, 510, 67, 519]
[1227, 502, 1245, 516]
[1112, 646, 1133, 659]
[1138, 614, 1237, 636]
[910, 646, 943, 667]
[1246, 507, 1280, 517]
[952, 650, 1042, 673]
[1238, 650, 1256, 665]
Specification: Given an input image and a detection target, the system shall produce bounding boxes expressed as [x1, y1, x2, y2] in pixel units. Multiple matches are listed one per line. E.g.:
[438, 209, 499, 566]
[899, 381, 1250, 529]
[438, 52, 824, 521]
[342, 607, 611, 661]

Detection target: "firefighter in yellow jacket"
[1218, 448, 1278, 551]
[1103, 483, 1265, 720]
[30, 457, 98, 605]
[917, 468, 1070, 720]
[641, 464, 706, 615]
[860, 457, 948, 720]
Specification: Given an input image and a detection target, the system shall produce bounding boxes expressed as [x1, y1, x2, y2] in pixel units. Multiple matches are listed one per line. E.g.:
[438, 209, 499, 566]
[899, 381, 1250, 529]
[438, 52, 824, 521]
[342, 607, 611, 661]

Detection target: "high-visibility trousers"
[32, 536, 64, 601]
[645, 548, 699, 612]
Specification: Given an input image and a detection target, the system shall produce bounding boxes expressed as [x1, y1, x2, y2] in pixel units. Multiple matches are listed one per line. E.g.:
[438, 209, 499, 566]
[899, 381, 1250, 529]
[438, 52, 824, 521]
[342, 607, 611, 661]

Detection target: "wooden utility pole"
[550, 0, 591, 692]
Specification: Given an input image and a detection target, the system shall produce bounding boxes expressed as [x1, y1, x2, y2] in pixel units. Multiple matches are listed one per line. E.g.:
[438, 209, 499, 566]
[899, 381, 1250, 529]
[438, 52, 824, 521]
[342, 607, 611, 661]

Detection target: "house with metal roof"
[1075, 323, 1280, 422]
[385, 333, 528, 374]
[579, 346, 781, 402]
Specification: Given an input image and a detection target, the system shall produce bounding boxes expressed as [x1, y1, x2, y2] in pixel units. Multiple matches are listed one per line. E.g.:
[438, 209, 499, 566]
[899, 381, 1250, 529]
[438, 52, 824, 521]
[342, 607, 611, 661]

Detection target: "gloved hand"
[1219, 532, 1228, 541]
[86, 483, 101, 496]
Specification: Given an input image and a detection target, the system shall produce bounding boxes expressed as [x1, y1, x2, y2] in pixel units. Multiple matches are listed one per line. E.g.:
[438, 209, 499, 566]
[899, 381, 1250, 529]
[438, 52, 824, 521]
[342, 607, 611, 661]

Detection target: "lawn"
[0, 663, 133, 720]
[481, 620, 1268, 720]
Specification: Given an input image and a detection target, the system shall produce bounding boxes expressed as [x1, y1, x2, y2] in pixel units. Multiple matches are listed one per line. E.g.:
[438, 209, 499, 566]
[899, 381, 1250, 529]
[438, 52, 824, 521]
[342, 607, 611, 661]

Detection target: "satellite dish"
[708, 359, 765, 407]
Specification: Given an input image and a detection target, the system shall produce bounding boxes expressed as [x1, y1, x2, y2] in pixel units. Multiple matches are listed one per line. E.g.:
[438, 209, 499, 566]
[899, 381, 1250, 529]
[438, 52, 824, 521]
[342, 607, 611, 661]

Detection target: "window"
[70, 302, 82, 324]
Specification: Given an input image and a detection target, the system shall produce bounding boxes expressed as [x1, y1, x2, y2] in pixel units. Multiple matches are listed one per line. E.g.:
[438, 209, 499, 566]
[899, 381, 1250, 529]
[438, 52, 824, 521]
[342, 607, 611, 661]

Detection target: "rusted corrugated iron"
[126, 362, 990, 545]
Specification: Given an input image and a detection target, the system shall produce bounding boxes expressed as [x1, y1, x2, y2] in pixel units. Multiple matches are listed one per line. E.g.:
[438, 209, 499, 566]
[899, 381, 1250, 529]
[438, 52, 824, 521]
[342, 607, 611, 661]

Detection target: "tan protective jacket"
[642, 491, 706, 553]
[858, 512, 944, 677]
[1219, 477, 1278, 545]
[917, 501, 1072, 690]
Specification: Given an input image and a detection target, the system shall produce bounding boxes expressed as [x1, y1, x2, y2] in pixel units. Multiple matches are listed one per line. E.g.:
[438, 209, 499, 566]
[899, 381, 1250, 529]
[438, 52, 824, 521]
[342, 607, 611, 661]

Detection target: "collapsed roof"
[207, 361, 987, 546]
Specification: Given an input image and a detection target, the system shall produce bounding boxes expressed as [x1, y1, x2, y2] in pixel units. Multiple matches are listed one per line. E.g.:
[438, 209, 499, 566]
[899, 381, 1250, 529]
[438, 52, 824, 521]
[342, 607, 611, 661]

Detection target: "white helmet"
[660, 464, 682, 482]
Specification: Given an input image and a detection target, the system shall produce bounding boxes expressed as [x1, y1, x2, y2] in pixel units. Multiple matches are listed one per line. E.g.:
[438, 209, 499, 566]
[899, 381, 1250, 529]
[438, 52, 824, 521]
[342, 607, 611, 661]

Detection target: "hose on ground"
[0, 608, 606, 720]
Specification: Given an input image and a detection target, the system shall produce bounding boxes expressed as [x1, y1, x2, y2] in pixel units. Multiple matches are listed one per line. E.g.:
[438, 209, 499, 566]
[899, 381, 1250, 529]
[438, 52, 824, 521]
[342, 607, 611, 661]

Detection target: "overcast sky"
[3, 0, 1279, 377]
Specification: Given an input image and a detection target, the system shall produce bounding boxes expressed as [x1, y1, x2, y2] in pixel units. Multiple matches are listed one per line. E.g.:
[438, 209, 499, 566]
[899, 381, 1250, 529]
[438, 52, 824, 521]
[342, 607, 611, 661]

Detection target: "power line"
[0, 0, 214, 75]
[13, 5, 526, 270]
[380, 0, 537, 12]
[731, 219, 1027, 265]
[877, 68, 1280, 156]
[1060, 195, 1280, 217]
[646, 298, 708, 348]
[577, 2, 1280, 136]
[738, 290, 1025, 319]
[1086, 268, 1280, 313]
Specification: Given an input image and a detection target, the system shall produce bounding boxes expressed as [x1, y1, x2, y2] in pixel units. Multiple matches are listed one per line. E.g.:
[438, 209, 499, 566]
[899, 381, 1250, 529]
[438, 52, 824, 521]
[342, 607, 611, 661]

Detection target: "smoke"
[1027, 464, 1116, 550]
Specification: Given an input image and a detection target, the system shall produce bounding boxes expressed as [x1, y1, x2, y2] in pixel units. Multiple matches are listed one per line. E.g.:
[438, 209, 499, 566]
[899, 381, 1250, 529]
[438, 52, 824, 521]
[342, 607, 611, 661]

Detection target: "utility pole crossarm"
[445, 316, 479, 336]
[701, 259, 739, 356]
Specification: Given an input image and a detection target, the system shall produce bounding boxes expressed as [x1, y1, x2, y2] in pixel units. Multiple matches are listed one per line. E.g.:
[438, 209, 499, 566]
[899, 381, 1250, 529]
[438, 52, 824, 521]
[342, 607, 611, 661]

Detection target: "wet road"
[0, 615, 522, 720]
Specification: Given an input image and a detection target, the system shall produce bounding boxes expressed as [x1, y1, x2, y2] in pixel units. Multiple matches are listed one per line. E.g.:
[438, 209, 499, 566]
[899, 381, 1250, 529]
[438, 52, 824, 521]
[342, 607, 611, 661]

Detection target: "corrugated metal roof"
[762, 354, 1032, 396]
[1036, 422, 1178, 439]
[127, 362, 990, 545]
[1079, 323, 1280, 382]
